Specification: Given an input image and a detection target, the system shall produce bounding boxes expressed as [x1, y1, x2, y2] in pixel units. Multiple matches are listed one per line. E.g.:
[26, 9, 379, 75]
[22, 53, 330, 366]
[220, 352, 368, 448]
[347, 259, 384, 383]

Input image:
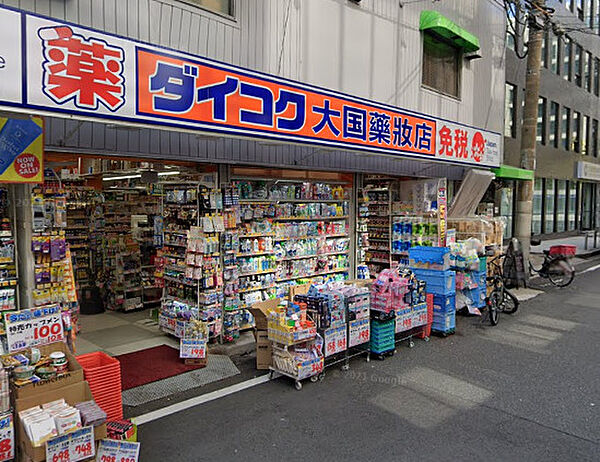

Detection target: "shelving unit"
[0, 188, 17, 312]
[357, 185, 392, 278]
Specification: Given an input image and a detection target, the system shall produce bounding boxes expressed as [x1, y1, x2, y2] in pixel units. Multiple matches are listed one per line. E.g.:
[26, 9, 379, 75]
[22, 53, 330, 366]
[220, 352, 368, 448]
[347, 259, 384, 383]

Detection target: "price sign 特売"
[96, 439, 140, 462]
[4, 304, 64, 352]
[46, 426, 94, 462]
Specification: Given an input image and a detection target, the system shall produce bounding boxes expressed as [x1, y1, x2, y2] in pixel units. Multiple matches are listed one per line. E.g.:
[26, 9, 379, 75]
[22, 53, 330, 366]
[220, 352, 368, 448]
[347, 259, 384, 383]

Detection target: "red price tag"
[100, 456, 116, 462]
[52, 449, 70, 462]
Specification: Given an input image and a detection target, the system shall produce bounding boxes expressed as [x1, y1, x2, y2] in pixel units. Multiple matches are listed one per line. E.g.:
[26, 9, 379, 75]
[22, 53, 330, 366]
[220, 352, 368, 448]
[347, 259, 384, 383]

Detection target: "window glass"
[550, 102, 560, 148]
[422, 33, 460, 98]
[505, 83, 517, 137]
[568, 182, 578, 230]
[577, 0, 584, 19]
[572, 111, 581, 152]
[532, 178, 543, 235]
[595, 58, 600, 96]
[583, 115, 590, 155]
[541, 31, 548, 67]
[585, 51, 592, 91]
[550, 33, 559, 73]
[574, 44, 582, 86]
[545, 179, 555, 234]
[565, 0, 573, 11]
[556, 180, 567, 232]
[562, 106, 570, 150]
[589, 0, 595, 29]
[582, 183, 593, 229]
[593, 119, 599, 157]
[180, 0, 233, 16]
[537, 97, 547, 144]
[499, 185, 514, 239]
[563, 37, 571, 81]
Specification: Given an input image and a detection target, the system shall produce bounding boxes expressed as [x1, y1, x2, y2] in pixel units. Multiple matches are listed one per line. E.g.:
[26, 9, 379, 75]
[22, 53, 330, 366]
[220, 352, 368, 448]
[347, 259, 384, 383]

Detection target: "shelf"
[238, 284, 277, 294]
[274, 215, 349, 221]
[275, 233, 348, 241]
[143, 299, 162, 304]
[165, 265, 187, 273]
[236, 252, 274, 258]
[164, 295, 197, 305]
[240, 198, 347, 204]
[276, 268, 348, 282]
[163, 276, 197, 286]
[161, 254, 186, 259]
[280, 251, 348, 261]
[67, 226, 88, 230]
[164, 230, 188, 235]
[365, 259, 390, 265]
[239, 233, 276, 238]
[239, 269, 277, 277]
[163, 242, 188, 248]
[367, 225, 389, 229]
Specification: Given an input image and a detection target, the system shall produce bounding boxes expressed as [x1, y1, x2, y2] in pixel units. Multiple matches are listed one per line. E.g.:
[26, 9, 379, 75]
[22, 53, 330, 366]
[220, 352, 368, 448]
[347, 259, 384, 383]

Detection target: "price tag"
[179, 338, 206, 359]
[4, 305, 64, 352]
[96, 439, 140, 462]
[46, 426, 94, 462]
[0, 413, 14, 462]
[349, 319, 369, 347]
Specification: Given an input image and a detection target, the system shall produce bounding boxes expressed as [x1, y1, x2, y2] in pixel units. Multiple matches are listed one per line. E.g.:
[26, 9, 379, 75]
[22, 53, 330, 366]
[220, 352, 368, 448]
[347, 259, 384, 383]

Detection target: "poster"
[46, 426, 94, 462]
[0, 117, 43, 183]
[96, 439, 140, 462]
[4, 304, 65, 352]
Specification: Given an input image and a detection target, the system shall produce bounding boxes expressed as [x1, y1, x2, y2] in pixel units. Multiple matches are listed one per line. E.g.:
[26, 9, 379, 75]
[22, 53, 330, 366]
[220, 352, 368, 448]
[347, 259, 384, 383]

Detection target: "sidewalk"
[530, 234, 600, 257]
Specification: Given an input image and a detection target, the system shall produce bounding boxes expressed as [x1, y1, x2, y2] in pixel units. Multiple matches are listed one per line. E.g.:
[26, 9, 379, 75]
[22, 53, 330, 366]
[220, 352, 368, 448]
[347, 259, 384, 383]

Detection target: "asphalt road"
[138, 265, 600, 461]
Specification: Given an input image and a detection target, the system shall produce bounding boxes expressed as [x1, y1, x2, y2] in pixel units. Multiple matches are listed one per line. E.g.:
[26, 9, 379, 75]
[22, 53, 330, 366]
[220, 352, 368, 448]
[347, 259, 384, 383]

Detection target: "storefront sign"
[0, 117, 44, 183]
[179, 338, 206, 359]
[576, 161, 600, 181]
[0, 5, 501, 168]
[96, 439, 140, 462]
[4, 304, 65, 352]
[437, 181, 447, 246]
[0, 413, 14, 462]
[46, 426, 94, 462]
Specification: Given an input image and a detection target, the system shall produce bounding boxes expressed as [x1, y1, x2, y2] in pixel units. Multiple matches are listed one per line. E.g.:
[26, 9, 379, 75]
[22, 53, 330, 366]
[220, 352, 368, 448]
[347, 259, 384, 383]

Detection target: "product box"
[248, 299, 280, 330]
[255, 330, 272, 370]
[288, 284, 310, 302]
[12, 342, 84, 399]
[15, 381, 107, 462]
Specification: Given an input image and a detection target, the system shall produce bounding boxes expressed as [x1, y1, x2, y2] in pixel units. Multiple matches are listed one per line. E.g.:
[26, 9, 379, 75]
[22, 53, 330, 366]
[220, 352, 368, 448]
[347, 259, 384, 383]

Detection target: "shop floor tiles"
[79, 313, 131, 333]
[110, 309, 154, 323]
[106, 337, 179, 357]
[121, 354, 241, 407]
[79, 324, 161, 350]
[74, 337, 104, 355]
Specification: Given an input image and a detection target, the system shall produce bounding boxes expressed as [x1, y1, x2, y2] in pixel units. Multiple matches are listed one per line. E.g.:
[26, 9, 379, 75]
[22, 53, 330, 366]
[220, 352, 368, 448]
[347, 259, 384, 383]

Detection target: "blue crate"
[472, 270, 487, 289]
[408, 246, 451, 270]
[371, 319, 395, 331]
[411, 269, 456, 296]
[432, 311, 455, 331]
[433, 294, 455, 314]
[478, 257, 487, 272]
[465, 287, 486, 308]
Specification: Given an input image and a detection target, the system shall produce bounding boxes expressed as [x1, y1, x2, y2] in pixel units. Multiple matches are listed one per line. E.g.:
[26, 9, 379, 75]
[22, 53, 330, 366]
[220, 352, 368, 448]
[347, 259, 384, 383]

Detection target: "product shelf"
[274, 215, 349, 221]
[276, 267, 349, 282]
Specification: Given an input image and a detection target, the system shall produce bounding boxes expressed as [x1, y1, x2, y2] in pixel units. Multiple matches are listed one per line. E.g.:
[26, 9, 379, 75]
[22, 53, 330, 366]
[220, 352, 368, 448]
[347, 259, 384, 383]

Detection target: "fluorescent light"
[158, 171, 180, 176]
[103, 174, 141, 181]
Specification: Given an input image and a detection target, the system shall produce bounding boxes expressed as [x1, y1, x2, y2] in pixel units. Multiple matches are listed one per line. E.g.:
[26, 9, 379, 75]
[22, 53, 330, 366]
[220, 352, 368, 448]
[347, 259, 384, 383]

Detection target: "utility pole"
[514, 0, 547, 266]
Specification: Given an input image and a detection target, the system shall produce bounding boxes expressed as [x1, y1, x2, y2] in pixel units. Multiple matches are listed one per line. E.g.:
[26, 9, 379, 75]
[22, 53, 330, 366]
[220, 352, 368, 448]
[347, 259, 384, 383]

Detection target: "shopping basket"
[77, 352, 123, 420]
[548, 245, 576, 257]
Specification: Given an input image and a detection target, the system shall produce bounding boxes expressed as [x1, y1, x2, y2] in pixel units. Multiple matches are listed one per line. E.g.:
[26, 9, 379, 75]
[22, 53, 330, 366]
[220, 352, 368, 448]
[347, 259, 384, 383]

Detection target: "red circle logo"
[14, 153, 40, 178]
[471, 132, 485, 162]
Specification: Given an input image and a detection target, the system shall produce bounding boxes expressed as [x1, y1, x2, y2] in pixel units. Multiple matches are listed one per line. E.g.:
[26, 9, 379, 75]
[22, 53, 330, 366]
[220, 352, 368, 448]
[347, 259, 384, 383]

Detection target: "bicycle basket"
[548, 245, 576, 257]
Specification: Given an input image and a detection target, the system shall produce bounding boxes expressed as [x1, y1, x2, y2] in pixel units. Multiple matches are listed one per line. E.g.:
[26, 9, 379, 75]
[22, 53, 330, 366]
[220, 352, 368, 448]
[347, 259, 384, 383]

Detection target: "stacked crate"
[409, 247, 456, 335]
[370, 318, 395, 355]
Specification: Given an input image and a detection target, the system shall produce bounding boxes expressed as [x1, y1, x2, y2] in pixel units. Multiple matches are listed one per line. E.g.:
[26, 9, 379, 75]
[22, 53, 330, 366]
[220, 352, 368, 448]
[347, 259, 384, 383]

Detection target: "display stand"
[0, 187, 18, 314]
[358, 186, 392, 277]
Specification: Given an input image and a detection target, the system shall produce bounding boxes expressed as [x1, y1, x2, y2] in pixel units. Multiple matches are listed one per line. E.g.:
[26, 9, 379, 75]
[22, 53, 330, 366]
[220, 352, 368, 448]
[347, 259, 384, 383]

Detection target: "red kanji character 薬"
[39, 26, 125, 111]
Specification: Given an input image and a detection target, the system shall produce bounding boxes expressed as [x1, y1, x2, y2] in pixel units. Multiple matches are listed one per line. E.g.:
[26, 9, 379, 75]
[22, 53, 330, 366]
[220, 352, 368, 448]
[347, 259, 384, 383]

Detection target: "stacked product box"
[409, 247, 456, 335]
[450, 241, 487, 313]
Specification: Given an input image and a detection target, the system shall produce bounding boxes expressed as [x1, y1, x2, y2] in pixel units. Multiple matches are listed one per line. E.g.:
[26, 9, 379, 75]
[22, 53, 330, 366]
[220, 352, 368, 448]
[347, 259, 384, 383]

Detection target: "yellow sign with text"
[0, 116, 44, 183]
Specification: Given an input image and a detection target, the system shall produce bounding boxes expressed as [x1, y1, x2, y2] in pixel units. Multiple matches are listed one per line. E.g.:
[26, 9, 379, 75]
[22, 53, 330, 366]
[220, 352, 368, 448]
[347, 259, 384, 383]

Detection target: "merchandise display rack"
[0, 187, 17, 314]
[357, 186, 392, 277]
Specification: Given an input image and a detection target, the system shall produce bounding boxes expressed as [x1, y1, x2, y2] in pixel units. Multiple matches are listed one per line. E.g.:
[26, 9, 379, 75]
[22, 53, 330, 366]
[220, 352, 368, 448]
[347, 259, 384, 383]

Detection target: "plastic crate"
[370, 340, 395, 354]
[433, 294, 455, 314]
[478, 257, 487, 272]
[549, 245, 576, 257]
[465, 287, 486, 308]
[77, 352, 123, 420]
[408, 246, 451, 270]
[473, 270, 486, 289]
[432, 311, 455, 331]
[412, 269, 456, 296]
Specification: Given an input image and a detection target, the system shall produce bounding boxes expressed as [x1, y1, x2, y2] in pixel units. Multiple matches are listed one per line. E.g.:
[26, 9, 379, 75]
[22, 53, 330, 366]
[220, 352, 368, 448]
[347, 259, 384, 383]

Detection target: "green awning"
[419, 11, 480, 53]
[492, 165, 534, 181]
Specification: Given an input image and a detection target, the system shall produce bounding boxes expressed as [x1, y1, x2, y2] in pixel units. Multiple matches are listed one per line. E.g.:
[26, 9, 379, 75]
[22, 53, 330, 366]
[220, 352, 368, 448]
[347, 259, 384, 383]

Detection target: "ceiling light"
[103, 174, 142, 181]
[158, 171, 180, 176]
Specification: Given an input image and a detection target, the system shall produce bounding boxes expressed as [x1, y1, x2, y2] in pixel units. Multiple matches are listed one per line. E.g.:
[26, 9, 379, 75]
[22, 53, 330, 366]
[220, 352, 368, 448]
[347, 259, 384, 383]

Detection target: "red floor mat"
[115, 345, 204, 391]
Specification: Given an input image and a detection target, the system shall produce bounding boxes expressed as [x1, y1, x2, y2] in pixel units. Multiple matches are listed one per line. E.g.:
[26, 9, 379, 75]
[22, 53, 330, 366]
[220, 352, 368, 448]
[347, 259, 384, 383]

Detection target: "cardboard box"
[288, 284, 310, 302]
[12, 342, 84, 399]
[15, 381, 108, 462]
[248, 299, 280, 330]
[255, 330, 269, 343]
[256, 334, 272, 370]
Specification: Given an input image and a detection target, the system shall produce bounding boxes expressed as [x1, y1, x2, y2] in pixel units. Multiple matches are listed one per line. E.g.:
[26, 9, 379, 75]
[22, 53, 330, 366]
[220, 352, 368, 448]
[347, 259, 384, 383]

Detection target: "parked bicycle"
[484, 252, 519, 326]
[529, 239, 576, 287]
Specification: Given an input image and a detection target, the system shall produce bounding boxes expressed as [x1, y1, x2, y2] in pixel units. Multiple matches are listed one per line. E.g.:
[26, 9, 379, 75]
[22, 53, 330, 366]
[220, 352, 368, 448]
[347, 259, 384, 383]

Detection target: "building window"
[589, 0, 596, 29]
[532, 178, 543, 235]
[568, 181, 578, 230]
[565, 0, 573, 12]
[537, 97, 547, 144]
[563, 37, 571, 81]
[545, 179, 555, 234]
[582, 183, 594, 229]
[556, 180, 567, 232]
[505, 83, 517, 137]
[593, 119, 599, 157]
[550, 101, 560, 148]
[562, 106, 570, 150]
[541, 31, 548, 68]
[422, 32, 460, 98]
[179, 0, 233, 16]
[550, 33, 559, 74]
[595, 58, 600, 96]
[585, 51, 593, 91]
[574, 44, 583, 86]
[572, 111, 581, 152]
[576, 0, 584, 20]
[583, 115, 590, 155]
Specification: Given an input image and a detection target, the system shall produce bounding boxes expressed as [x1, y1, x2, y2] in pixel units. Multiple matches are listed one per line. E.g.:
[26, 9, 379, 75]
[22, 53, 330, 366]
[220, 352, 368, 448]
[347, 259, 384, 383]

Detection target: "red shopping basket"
[415, 294, 434, 340]
[548, 245, 576, 257]
[77, 352, 123, 420]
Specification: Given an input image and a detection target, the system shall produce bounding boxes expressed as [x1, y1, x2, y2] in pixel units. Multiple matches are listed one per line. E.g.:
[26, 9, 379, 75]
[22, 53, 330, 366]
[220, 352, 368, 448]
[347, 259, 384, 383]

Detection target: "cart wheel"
[424, 336, 430, 342]
[366, 355, 371, 363]
[268, 371, 274, 380]
[294, 381, 302, 391]
[408, 341, 415, 348]
[318, 372, 326, 382]
[310, 375, 319, 383]
[341, 364, 350, 372]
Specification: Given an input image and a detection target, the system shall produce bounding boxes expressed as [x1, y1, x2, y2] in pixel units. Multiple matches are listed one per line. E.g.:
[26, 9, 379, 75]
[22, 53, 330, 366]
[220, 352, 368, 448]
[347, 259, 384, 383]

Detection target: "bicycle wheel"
[547, 258, 575, 287]
[502, 289, 519, 314]
[488, 292, 500, 326]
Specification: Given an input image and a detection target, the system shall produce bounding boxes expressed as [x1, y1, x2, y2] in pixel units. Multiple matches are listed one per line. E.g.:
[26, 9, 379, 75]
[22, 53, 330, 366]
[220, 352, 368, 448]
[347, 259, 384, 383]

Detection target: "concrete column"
[12, 183, 34, 309]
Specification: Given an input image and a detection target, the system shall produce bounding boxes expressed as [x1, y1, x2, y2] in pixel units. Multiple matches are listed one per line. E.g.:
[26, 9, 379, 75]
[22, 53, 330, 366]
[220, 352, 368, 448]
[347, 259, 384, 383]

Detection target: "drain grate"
[122, 354, 241, 407]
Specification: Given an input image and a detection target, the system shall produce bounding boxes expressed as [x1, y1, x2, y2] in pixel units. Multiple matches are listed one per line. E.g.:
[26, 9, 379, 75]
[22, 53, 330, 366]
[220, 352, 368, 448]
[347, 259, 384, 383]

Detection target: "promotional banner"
[0, 5, 502, 168]
[0, 117, 43, 183]
[4, 304, 65, 352]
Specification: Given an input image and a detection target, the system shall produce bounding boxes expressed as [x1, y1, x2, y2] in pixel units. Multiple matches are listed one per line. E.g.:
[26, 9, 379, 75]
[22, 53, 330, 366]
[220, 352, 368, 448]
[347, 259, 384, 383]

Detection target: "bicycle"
[484, 253, 519, 326]
[529, 239, 576, 288]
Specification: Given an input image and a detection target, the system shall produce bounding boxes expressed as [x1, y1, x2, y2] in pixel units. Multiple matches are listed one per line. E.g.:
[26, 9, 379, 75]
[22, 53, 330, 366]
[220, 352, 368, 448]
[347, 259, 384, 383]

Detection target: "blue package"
[0, 119, 43, 175]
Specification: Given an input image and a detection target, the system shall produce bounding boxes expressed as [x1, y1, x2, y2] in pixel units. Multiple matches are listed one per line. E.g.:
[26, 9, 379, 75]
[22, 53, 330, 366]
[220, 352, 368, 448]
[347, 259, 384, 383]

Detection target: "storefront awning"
[419, 11, 480, 53]
[491, 165, 534, 181]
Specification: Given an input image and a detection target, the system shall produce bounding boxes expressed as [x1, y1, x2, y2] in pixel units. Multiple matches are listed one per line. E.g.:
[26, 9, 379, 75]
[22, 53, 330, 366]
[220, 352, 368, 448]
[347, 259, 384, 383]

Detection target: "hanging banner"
[4, 304, 65, 352]
[0, 4, 501, 168]
[0, 117, 43, 183]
